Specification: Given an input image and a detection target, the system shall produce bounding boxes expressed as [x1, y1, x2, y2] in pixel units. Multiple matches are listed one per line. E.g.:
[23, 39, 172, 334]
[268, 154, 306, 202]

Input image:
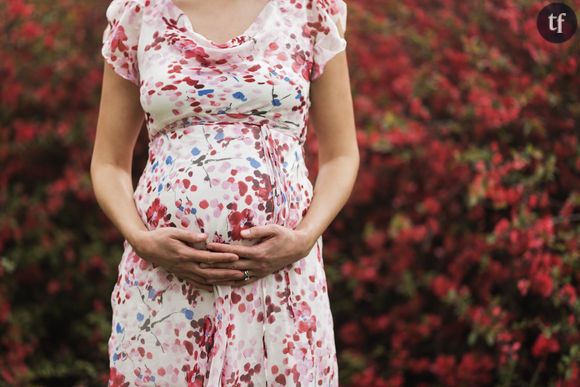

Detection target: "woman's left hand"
[201, 224, 316, 287]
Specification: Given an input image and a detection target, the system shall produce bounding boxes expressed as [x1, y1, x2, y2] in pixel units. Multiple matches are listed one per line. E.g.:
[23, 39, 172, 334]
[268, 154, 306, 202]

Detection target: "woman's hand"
[200, 224, 316, 287]
[130, 227, 247, 292]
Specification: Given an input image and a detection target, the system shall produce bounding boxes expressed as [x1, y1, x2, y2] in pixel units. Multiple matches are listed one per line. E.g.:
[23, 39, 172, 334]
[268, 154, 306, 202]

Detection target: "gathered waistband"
[149, 115, 305, 147]
[162, 116, 267, 131]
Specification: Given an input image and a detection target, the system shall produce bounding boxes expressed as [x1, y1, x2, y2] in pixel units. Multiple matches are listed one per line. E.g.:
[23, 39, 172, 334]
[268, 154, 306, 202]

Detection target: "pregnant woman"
[90, 0, 358, 385]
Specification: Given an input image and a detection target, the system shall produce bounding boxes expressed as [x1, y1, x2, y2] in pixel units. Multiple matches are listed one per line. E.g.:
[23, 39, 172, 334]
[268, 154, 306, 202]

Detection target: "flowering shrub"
[308, 0, 580, 385]
[1, 0, 579, 385]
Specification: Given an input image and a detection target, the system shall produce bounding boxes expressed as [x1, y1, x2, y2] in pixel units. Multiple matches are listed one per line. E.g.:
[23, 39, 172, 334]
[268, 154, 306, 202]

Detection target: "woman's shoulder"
[299, 0, 348, 81]
[102, 0, 148, 86]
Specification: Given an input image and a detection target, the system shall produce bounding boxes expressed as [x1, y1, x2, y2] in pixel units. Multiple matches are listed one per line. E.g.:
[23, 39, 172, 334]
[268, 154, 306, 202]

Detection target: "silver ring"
[242, 269, 250, 281]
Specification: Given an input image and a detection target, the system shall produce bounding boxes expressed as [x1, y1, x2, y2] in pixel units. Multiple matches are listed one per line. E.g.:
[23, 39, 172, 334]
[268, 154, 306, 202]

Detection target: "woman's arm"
[294, 23, 359, 249]
[91, 63, 149, 246]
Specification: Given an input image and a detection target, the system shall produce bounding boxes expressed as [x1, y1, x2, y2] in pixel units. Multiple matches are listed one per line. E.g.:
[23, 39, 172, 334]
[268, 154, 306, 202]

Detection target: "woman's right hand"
[129, 227, 246, 292]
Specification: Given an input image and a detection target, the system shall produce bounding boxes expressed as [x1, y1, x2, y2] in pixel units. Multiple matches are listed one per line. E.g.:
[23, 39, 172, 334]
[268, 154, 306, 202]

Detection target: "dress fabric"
[101, 0, 347, 385]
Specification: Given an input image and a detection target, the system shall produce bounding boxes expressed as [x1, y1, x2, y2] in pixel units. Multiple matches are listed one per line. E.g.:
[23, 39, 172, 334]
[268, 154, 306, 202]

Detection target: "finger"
[179, 261, 244, 281]
[199, 259, 260, 271]
[240, 224, 280, 239]
[205, 242, 263, 259]
[176, 261, 245, 282]
[185, 250, 239, 264]
[171, 228, 207, 245]
[170, 267, 209, 284]
[178, 270, 211, 285]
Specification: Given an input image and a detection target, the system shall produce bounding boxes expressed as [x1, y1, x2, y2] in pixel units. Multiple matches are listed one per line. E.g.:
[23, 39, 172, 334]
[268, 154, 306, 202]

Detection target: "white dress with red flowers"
[101, 0, 347, 385]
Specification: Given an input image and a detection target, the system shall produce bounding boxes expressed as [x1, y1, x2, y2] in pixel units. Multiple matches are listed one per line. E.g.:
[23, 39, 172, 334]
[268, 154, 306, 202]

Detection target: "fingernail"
[241, 229, 249, 237]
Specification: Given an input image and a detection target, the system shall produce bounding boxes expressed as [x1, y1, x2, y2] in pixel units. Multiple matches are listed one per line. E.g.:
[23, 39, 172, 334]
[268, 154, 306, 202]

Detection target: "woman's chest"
[135, 0, 314, 133]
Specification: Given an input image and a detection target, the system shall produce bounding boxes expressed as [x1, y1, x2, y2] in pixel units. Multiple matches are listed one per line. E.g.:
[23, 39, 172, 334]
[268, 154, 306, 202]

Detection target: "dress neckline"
[166, 0, 276, 48]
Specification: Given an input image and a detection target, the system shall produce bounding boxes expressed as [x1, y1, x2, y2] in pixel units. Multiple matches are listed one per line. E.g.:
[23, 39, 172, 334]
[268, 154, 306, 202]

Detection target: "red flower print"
[109, 366, 129, 387]
[146, 197, 168, 227]
[228, 208, 255, 240]
[294, 301, 317, 334]
[201, 315, 215, 349]
[110, 25, 130, 53]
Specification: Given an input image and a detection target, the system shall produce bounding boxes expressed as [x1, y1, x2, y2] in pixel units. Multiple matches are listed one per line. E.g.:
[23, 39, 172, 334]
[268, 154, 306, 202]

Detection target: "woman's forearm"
[90, 163, 148, 247]
[295, 153, 359, 248]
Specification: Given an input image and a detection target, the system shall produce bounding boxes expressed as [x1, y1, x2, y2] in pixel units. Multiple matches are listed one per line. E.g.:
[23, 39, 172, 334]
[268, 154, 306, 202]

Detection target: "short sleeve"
[101, 0, 144, 86]
[309, 0, 348, 81]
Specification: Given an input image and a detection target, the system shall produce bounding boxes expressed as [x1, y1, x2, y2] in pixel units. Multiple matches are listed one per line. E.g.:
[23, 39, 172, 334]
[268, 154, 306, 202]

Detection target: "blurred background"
[1, 0, 579, 385]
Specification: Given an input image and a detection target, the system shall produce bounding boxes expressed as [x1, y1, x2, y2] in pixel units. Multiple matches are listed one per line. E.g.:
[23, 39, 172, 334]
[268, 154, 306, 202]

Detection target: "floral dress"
[101, 0, 347, 385]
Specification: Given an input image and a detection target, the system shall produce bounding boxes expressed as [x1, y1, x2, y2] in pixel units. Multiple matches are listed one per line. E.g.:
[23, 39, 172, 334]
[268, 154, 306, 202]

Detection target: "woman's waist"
[149, 115, 304, 145]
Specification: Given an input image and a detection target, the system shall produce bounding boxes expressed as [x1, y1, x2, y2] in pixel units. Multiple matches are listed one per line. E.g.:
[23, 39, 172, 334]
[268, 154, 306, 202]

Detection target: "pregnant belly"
[133, 122, 309, 244]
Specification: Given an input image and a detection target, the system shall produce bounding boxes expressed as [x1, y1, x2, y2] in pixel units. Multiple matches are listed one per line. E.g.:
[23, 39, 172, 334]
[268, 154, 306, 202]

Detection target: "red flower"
[431, 275, 456, 299]
[431, 354, 456, 381]
[457, 352, 494, 385]
[517, 279, 530, 296]
[559, 284, 577, 305]
[532, 272, 553, 298]
[532, 333, 560, 357]
[340, 322, 362, 345]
